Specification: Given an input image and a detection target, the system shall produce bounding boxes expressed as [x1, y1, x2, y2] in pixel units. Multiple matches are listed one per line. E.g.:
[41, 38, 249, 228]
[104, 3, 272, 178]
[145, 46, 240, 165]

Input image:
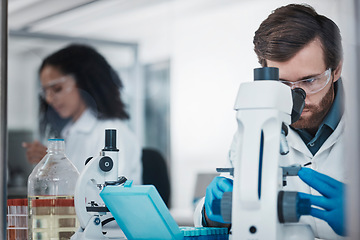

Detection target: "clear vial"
[27, 139, 80, 240]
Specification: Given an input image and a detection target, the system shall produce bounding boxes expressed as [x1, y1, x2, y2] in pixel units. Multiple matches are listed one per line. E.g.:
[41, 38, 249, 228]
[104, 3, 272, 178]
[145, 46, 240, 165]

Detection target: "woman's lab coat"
[194, 116, 347, 240]
[61, 109, 142, 184]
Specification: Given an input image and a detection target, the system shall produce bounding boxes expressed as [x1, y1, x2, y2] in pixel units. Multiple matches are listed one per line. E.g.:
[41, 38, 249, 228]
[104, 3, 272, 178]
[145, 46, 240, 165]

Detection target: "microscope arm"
[74, 150, 119, 229]
[231, 80, 293, 239]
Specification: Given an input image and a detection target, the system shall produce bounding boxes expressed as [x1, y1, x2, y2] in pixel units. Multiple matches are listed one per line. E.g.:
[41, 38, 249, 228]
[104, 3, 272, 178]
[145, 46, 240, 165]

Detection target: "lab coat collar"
[287, 128, 313, 158]
[287, 115, 344, 157]
[315, 115, 344, 156]
[61, 109, 97, 138]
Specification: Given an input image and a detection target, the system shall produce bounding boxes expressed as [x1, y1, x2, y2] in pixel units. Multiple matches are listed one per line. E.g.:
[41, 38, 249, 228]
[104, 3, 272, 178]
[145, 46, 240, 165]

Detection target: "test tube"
[7, 198, 28, 240]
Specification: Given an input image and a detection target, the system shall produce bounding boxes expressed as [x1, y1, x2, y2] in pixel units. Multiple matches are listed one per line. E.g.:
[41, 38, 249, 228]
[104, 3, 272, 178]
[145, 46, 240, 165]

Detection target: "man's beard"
[291, 83, 335, 133]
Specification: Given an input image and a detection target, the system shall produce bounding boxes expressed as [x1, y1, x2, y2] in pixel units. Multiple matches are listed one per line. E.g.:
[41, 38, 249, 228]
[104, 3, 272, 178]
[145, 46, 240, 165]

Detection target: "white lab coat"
[61, 109, 142, 184]
[194, 115, 348, 240]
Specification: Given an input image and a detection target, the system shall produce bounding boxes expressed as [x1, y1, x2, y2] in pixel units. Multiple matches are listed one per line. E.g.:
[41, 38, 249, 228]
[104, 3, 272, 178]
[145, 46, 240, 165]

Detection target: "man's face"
[267, 38, 338, 134]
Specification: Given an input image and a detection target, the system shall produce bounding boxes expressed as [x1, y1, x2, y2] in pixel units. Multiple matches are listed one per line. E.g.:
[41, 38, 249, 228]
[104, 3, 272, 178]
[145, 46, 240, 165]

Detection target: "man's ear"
[332, 60, 343, 82]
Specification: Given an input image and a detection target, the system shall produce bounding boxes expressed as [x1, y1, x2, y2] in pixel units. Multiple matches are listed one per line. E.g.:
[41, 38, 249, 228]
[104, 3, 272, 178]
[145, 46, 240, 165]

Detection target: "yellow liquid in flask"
[28, 195, 79, 240]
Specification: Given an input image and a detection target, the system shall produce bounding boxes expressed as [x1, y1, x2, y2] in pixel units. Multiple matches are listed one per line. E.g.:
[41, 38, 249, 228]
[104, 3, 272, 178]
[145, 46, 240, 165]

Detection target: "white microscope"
[71, 129, 126, 240]
[218, 67, 315, 240]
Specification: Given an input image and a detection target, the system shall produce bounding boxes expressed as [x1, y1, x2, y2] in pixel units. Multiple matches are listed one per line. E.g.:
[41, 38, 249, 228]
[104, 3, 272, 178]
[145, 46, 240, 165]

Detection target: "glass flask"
[27, 139, 80, 240]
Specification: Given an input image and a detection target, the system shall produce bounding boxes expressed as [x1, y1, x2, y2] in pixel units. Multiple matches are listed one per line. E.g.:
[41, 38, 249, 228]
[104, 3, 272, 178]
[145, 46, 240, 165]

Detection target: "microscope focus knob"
[99, 156, 113, 172]
[277, 191, 311, 223]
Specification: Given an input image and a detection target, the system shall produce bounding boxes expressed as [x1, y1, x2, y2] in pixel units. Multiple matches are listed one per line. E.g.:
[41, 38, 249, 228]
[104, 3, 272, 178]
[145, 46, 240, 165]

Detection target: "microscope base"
[283, 224, 314, 240]
[228, 223, 314, 240]
[70, 216, 109, 240]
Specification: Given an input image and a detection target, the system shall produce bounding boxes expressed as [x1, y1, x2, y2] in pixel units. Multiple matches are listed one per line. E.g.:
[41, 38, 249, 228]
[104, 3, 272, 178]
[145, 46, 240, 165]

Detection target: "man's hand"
[204, 176, 233, 224]
[298, 167, 346, 236]
[22, 140, 47, 164]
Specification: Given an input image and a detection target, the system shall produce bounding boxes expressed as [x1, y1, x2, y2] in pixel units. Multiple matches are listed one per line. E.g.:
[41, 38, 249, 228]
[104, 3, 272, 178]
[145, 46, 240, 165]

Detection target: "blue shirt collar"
[322, 78, 344, 131]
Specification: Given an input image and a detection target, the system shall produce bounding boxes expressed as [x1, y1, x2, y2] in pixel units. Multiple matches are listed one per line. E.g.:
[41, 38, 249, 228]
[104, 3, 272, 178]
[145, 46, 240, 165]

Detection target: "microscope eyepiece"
[254, 67, 279, 81]
[291, 88, 306, 124]
[103, 129, 119, 151]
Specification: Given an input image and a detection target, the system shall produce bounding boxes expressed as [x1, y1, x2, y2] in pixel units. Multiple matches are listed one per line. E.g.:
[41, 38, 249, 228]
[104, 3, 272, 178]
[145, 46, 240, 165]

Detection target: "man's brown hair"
[253, 4, 342, 69]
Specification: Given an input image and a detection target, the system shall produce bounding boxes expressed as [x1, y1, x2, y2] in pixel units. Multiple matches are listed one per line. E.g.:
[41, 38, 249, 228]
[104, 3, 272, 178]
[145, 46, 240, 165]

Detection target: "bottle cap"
[47, 138, 65, 152]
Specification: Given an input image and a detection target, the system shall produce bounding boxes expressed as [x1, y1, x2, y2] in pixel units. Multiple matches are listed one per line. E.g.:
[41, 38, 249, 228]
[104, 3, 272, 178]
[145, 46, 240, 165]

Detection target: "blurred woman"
[23, 44, 142, 184]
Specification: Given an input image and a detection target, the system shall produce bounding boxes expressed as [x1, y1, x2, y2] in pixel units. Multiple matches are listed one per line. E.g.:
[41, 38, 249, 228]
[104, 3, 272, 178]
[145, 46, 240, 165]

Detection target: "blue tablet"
[100, 181, 184, 240]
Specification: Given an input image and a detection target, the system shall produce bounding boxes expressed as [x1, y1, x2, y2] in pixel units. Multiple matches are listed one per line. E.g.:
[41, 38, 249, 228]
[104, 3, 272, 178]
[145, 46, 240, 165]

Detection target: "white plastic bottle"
[27, 139, 80, 240]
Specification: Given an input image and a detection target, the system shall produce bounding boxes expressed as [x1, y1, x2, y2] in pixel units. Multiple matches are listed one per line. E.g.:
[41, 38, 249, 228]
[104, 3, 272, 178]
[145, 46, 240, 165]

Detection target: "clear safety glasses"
[39, 75, 75, 99]
[279, 68, 332, 95]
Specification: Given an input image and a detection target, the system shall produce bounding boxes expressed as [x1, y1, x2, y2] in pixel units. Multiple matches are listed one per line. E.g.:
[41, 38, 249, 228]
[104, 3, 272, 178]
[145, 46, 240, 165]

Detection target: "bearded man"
[194, 4, 347, 240]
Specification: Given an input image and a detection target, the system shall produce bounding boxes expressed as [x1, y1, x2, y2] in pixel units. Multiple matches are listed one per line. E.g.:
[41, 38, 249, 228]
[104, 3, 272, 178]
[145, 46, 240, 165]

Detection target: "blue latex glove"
[204, 176, 233, 223]
[298, 167, 346, 236]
